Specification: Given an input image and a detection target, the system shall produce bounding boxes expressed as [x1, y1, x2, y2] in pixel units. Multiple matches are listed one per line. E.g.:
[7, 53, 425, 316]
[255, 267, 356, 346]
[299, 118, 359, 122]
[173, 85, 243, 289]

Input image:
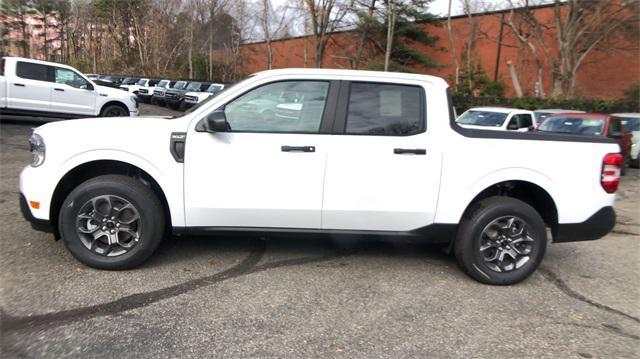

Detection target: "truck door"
[8, 61, 52, 112]
[321, 81, 442, 231]
[50, 67, 96, 116]
[184, 80, 337, 229]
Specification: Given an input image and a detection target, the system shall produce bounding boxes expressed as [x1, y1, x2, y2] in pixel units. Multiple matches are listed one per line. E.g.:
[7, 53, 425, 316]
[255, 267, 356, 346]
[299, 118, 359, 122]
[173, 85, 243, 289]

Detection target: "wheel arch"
[50, 160, 172, 239]
[461, 180, 559, 238]
[99, 101, 129, 116]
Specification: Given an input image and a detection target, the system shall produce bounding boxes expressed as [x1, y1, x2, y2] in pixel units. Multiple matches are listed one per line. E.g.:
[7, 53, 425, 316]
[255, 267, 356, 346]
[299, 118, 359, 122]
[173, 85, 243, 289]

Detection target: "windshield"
[179, 79, 246, 118]
[186, 82, 202, 91]
[538, 117, 605, 136]
[207, 84, 224, 93]
[621, 117, 640, 131]
[157, 80, 169, 87]
[173, 81, 187, 90]
[137, 79, 147, 86]
[457, 110, 508, 127]
[122, 77, 138, 85]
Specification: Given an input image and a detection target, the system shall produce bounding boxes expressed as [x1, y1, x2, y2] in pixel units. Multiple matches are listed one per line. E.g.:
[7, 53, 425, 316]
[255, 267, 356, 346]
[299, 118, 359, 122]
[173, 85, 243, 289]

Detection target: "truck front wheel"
[58, 175, 165, 270]
[454, 197, 547, 285]
[100, 104, 129, 117]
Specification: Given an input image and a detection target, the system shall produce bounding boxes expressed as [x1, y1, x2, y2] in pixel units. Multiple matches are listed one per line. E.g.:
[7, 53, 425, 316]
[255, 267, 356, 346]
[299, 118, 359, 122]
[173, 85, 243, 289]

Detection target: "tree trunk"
[446, 0, 459, 87]
[507, 60, 523, 97]
[353, 0, 376, 69]
[384, 0, 395, 71]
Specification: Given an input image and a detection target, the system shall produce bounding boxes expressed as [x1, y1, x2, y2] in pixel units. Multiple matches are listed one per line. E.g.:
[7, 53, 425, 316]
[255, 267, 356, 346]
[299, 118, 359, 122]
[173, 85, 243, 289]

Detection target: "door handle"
[281, 145, 315, 153]
[54, 88, 65, 91]
[14, 83, 25, 87]
[394, 148, 426, 155]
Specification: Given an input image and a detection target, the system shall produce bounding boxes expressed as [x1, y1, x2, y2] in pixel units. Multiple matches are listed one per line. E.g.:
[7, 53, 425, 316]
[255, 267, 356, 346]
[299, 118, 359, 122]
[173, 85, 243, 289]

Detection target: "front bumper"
[554, 206, 616, 243]
[19, 193, 53, 233]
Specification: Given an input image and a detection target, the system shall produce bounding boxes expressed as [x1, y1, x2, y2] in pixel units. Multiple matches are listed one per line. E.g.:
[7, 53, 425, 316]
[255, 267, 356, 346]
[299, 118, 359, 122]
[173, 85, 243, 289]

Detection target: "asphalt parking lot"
[1, 105, 639, 358]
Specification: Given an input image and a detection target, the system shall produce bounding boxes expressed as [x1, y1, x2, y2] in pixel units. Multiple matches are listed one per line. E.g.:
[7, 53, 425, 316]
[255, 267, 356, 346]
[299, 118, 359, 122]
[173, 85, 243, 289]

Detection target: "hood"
[96, 85, 135, 100]
[33, 116, 187, 169]
[185, 91, 212, 101]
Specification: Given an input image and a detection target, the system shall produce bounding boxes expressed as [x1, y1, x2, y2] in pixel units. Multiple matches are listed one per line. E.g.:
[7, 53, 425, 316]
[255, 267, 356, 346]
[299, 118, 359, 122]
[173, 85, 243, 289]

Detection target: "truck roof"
[467, 107, 528, 114]
[2, 56, 78, 71]
[251, 68, 449, 87]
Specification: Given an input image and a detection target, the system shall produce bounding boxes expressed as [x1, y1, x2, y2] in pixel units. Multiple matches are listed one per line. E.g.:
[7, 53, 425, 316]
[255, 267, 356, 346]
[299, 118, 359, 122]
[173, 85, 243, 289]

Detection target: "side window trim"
[332, 80, 427, 136]
[201, 79, 339, 135]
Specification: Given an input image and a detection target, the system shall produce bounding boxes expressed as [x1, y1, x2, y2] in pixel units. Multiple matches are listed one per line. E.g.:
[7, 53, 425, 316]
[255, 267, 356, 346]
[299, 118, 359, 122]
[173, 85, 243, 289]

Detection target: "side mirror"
[507, 123, 519, 130]
[205, 110, 230, 132]
[609, 132, 622, 139]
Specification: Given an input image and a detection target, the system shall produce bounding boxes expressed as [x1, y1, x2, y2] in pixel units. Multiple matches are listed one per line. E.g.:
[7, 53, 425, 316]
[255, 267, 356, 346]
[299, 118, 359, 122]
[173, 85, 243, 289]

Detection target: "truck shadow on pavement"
[0, 235, 453, 334]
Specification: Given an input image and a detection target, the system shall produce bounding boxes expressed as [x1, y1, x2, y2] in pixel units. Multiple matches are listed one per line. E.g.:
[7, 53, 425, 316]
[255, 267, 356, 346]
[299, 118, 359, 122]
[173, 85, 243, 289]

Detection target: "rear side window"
[345, 82, 423, 135]
[0, 58, 4, 76]
[16, 62, 50, 81]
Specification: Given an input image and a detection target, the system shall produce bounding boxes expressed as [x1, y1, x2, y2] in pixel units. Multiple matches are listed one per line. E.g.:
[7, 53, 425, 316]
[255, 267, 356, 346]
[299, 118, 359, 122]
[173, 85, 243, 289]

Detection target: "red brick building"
[235, 5, 639, 99]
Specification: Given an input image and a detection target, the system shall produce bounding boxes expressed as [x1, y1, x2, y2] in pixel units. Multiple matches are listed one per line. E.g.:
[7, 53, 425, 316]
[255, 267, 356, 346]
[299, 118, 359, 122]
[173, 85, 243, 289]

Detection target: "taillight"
[601, 153, 622, 193]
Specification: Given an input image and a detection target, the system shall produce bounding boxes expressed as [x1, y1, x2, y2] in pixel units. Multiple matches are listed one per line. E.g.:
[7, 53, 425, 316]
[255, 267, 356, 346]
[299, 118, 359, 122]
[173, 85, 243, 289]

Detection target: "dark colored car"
[151, 80, 179, 106]
[98, 75, 125, 86]
[165, 81, 210, 110]
[537, 113, 633, 171]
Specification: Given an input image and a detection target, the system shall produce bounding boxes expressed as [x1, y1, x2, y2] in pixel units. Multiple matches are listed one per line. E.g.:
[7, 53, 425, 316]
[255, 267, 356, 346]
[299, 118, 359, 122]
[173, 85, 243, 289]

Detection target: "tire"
[454, 196, 547, 285]
[58, 175, 165, 270]
[631, 156, 640, 169]
[100, 104, 129, 117]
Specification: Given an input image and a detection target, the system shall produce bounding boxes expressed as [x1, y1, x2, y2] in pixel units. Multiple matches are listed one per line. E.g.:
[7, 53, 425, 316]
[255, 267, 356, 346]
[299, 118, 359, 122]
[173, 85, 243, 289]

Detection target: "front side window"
[55, 68, 89, 89]
[224, 81, 329, 133]
[346, 82, 423, 135]
[16, 62, 50, 81]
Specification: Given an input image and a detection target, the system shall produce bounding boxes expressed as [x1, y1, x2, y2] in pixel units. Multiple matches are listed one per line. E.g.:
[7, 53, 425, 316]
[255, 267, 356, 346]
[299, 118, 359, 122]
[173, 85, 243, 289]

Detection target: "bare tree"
[507, 0, 639, 98]
[383, 0, 396, 71]
[303, 0, 347, 67]
[259, 0, 290, 69]
[446, 0, 460, 87]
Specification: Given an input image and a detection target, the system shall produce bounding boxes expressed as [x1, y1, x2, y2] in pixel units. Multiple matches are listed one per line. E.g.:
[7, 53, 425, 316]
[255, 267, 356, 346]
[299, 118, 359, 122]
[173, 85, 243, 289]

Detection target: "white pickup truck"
[0, 57, 138, 118]
[19, 69, 621, 285]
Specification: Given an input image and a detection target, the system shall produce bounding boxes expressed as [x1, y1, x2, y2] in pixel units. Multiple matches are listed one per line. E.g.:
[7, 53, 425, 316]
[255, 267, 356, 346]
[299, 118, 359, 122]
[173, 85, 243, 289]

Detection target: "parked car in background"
[166, 81, 210, 110]
[138, 79, 172, 104]
[456, 107, 535, 132]
[85, 73, 100, 80]
[99, 75, 125, 87]
[614, 113, 640, 168]
[152, 80, 183, 106]
[534, 109, 585, 125]
[538, 113, 632, 172]
[182, 83, 225, 110]
[19, 68, 622, 285]
[92, 79, 119, 89]
[0, 57, 138, 118]
[119, 78, 156, 95]
[118, 77, 141, 92]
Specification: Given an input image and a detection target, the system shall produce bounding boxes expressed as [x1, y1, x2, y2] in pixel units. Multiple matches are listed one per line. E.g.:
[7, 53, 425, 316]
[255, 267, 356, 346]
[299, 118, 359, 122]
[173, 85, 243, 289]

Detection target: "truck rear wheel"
[58, 175, 165, 270]
[454, 197, 547, 285]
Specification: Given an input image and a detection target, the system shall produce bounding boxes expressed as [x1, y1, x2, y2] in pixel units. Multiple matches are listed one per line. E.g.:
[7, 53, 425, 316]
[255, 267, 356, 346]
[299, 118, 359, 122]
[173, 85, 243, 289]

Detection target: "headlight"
[29, 133, 45, 167]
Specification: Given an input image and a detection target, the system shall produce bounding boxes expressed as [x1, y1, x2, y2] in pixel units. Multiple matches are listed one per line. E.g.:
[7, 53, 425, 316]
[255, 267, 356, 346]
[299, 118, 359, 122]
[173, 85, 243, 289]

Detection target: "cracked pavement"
[1, 107, 639, 358]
